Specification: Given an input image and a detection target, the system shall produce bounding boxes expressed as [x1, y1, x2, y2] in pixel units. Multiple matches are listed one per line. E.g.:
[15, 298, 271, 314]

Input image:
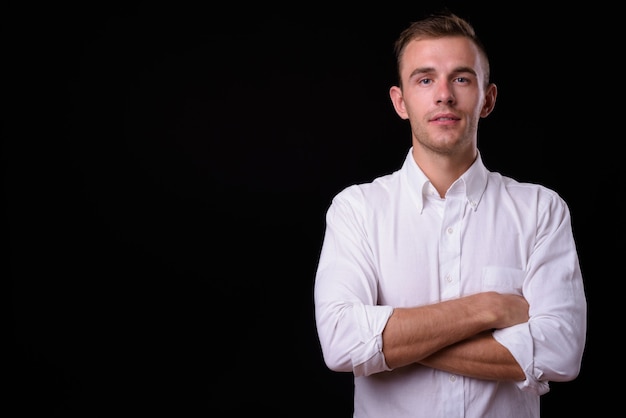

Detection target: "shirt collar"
[402, 147, 488, 214]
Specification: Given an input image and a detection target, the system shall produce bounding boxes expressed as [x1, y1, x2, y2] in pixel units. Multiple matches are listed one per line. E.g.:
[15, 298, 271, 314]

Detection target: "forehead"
[400, 36, 484, 76]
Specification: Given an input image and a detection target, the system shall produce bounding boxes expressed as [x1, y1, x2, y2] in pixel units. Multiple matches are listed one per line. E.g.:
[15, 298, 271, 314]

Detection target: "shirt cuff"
[493, 323, 550, 395]
[351, 303, 394, 377]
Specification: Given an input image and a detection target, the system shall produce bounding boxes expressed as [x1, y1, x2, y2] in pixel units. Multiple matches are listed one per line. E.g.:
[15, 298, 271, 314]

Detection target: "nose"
[436, 82, 455, 104]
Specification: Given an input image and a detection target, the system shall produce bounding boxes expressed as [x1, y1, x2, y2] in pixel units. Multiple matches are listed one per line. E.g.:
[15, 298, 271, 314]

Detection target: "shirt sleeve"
[314, 188, 394, 377]
[493, 192, 587, 396]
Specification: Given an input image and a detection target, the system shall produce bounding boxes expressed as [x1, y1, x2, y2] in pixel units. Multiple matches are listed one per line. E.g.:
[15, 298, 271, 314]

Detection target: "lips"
[431, 113, 459, 121]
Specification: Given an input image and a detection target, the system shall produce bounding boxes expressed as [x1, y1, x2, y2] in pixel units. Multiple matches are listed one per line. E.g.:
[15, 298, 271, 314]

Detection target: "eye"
[454, 77, 469, 84]
[418, 78, 433, 86]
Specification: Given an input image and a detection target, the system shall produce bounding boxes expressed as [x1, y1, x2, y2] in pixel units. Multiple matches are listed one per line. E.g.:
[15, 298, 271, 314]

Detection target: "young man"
[314, 11, 586, 417]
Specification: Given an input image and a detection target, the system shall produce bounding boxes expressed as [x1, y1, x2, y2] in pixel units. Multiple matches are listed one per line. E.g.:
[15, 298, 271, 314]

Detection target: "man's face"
[391, 36, 494, 157]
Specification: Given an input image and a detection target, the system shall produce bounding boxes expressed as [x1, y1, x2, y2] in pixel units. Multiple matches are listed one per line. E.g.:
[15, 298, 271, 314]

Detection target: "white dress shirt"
[314, 148, 587, 418]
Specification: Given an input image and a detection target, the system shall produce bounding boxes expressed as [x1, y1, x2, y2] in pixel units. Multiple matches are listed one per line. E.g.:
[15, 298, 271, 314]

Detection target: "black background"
[6, 1, 617, 416]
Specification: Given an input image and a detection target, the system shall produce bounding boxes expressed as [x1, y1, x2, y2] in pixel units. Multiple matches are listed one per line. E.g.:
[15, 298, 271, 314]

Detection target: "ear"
[480, 83, 498, 118]
[389, 86, 409, 120]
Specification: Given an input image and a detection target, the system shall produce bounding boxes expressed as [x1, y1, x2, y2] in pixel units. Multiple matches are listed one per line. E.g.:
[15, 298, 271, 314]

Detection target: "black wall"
[6, 2, 615, 416]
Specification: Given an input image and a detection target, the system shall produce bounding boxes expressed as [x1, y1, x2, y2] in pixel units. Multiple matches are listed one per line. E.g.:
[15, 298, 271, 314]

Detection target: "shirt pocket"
[481, 266, 525, 296]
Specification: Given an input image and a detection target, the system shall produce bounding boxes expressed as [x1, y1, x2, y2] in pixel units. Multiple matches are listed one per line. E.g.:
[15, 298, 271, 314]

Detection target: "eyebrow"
[408, 66, 478, 79]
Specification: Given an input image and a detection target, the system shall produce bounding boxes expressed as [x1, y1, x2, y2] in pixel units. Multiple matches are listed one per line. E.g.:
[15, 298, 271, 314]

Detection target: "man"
[314, 11, 586, 417]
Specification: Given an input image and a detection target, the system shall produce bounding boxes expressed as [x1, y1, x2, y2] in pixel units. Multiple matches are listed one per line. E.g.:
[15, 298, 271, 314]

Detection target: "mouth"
[430, 115, 460, 126]
[430, 113, 459, 122]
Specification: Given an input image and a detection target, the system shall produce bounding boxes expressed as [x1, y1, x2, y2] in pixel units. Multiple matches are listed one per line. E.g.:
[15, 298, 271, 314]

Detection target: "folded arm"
[382, 291, 528, 381]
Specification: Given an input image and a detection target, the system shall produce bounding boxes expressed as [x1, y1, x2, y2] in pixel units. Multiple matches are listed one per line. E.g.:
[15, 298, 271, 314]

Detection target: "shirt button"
[449, 375, 457, 382]
[447, 227, 453, 234]
[445, 275, 452, 283]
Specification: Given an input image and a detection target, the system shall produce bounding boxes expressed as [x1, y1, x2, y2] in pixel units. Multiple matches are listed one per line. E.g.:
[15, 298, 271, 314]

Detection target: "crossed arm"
[382, 291, 529, 381]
